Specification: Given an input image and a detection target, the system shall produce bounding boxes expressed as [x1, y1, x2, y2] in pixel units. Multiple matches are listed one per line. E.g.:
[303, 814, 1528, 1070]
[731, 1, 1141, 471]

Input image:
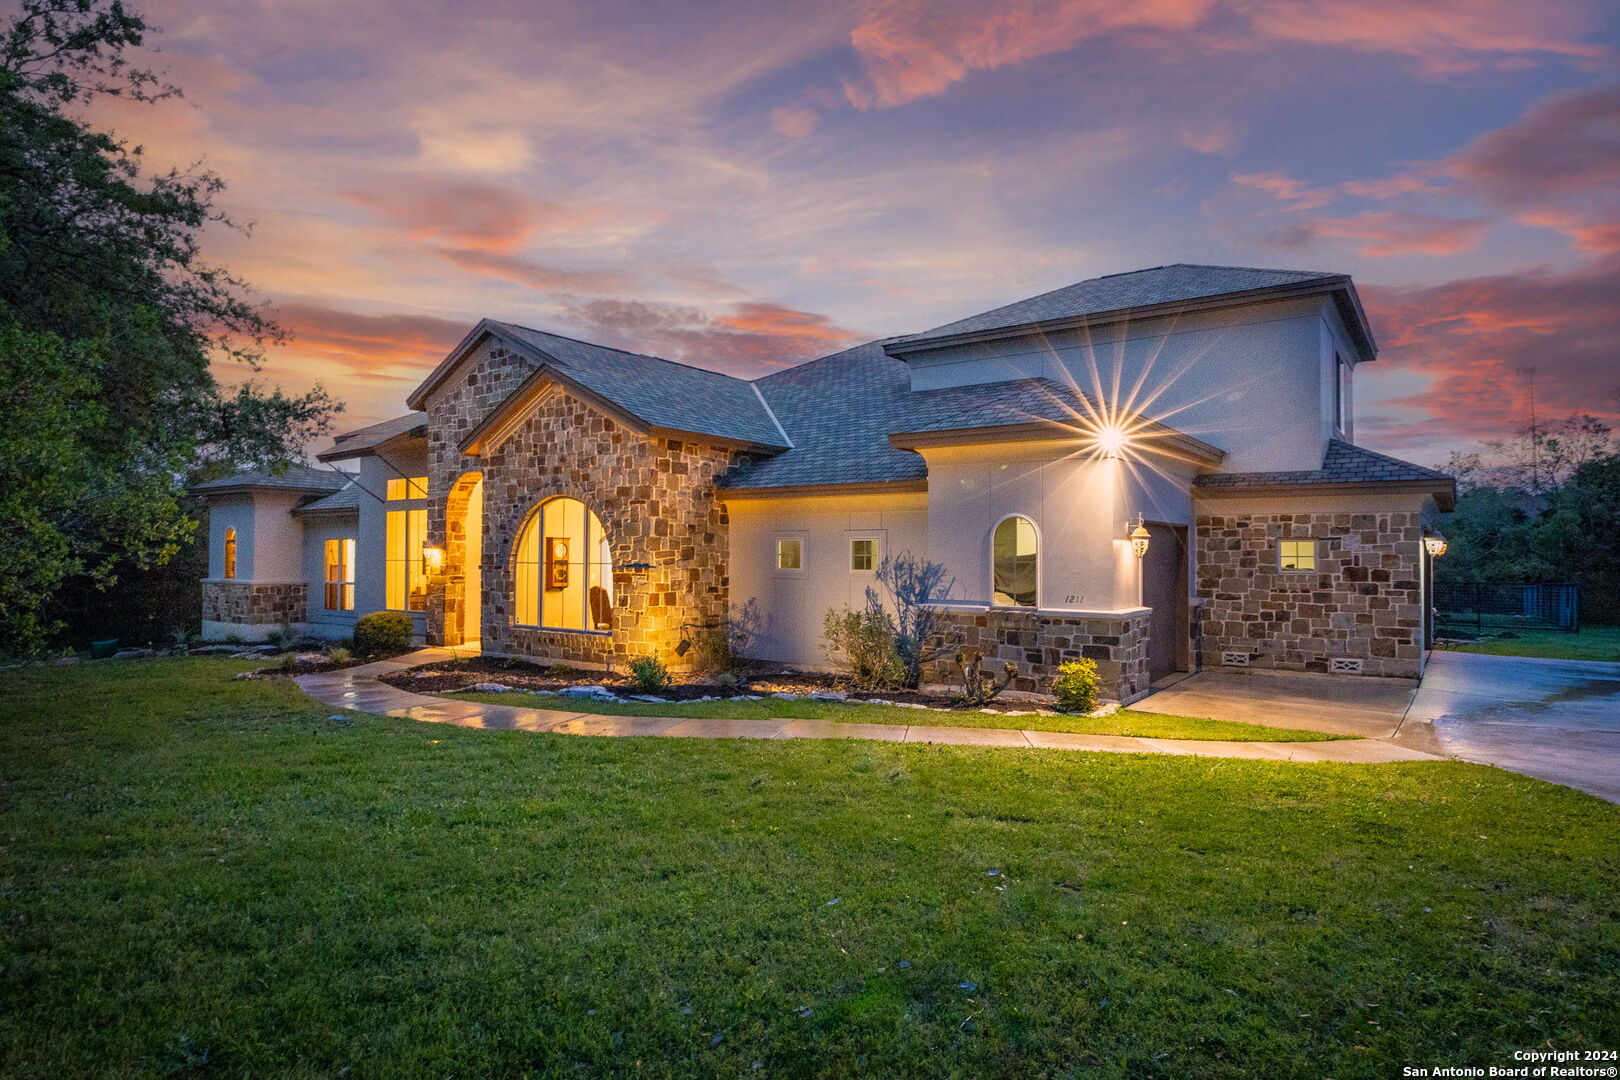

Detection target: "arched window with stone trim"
[514, 497, 614, 630]
[991, 515, 1038, 608]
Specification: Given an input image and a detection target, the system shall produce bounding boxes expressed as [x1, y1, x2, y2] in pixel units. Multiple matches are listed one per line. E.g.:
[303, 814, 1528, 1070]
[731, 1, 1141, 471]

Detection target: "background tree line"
[1, 0, 341, 653]
[1436, 405, 1620, 625]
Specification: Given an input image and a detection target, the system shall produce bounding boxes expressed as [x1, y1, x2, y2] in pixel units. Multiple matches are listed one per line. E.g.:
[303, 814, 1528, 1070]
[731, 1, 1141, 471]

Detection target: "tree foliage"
[0, 0, 341, 650]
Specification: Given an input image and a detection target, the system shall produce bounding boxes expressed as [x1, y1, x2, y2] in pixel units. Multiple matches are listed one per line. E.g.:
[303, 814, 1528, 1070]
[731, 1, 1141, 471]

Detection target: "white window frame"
[990, 514, 1041, 609]
[774, 536, 804, 572]
[847, 534, 881, 574]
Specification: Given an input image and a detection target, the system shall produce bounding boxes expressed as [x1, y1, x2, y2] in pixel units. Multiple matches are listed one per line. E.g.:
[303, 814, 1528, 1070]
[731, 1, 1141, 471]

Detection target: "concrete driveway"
[1403, 650, 1620, 803]
[1139, 652, 1620, 802]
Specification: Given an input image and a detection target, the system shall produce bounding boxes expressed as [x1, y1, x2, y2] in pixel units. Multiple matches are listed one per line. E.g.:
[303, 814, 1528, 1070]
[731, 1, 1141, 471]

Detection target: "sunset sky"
[88, 0, 1620, 465]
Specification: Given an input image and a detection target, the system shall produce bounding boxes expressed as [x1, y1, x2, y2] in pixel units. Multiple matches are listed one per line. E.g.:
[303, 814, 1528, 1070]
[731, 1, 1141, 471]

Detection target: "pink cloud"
[770, 105, 821, 137]
[345, 177, 614, 253]
[1358, 256, 1620, 447]
[1276, 210, 1488, 256]
[434, 248, 636, 294]
[1230, 170, 1337, 210]
[561, 297, 862, 375]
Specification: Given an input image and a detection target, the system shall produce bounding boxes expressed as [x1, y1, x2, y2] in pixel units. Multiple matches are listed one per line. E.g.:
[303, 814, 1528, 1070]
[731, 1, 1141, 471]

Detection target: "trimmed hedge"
[353, 611, 413, 657]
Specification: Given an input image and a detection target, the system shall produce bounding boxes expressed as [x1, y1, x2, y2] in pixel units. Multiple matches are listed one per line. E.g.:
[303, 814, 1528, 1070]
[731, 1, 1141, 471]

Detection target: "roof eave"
[404, 318, 507, 411]
[889, 420, 1226, 466]
[717, 478, 929, 500]
[316, 425, 427, 463]
[1195, 477, 1455, 511]
[885, 276, 1374, 362]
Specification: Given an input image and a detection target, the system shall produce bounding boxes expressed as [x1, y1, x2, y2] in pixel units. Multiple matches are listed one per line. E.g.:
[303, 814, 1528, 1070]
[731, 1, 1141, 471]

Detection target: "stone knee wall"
[922, 608, 1152, 703]
[1195, 509, 1423, 678]
[201, 581, 307, 627]
[442, 384, 738, 669]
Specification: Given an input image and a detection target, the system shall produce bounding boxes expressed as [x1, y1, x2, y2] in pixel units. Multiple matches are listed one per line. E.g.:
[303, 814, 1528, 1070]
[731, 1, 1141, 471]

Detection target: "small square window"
[776, 538, 802, 570]
[1279, 539, 1317, 571]
[849, 538, 877, 571]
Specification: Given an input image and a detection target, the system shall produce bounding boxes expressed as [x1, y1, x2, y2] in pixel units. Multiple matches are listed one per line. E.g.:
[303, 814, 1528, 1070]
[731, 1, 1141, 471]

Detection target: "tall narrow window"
[514, 498, 613, 630]
[223, 528, 237, 579]
[386, 509, 427, 610]
[325, 538, 356, 611]
[1334, 354, 1349, 434]
[992, 516, 1038, 608]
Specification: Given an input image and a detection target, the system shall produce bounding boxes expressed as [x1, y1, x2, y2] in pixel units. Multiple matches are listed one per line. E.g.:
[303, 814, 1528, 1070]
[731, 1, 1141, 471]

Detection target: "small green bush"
[627, 653, 671, 692]
[822, 606, 905, 691]
[353, 612, 413, 657]
[327, 646, 352, 664]
[1052, 658, 1102, 713]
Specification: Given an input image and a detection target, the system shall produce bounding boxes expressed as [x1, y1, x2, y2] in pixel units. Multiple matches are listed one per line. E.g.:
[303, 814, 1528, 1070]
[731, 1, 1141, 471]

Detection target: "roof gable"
[888, 264, 1373, 360]
[405, 318, 789, 449]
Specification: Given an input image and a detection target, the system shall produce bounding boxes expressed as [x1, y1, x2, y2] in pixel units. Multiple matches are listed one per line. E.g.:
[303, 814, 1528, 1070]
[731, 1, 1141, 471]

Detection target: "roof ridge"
[494, 319, 756, 384]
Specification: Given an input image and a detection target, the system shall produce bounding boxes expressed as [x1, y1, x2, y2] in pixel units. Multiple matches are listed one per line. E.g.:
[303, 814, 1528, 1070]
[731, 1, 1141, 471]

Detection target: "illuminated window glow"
[992, 516, 1038, 607]
[515, 498, 613, 630]
[223, 528, 237, 579]
[386, 509, 428, 610]
[386, 476, 428, 500]
[1279, 540, 1317, 572]
[849, 538, 877, 572]
[324, 538, 356, 611]
[776, 538, 802, 570]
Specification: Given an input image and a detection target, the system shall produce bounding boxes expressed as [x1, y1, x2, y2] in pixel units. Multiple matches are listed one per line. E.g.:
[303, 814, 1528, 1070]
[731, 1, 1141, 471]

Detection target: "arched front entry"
[443, 471, 484, 646]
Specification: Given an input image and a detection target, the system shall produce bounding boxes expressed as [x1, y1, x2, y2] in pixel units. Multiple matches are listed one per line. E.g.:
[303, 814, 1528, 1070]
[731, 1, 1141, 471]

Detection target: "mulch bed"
[377, 656, 1041, 712]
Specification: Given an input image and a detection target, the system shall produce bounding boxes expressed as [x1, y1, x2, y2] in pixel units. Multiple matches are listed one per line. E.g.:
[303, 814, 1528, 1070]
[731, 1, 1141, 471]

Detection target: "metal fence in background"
[1435, 581, 1581, 634]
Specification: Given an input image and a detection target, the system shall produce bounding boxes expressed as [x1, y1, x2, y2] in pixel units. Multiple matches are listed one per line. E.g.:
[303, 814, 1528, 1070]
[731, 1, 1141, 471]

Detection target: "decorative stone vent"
[1221, 651, 1251, 667]
[1329, 657, 1364, 674]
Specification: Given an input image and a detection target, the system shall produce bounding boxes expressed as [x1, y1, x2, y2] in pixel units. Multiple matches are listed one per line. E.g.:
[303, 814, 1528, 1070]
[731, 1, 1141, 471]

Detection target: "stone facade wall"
[922, 608, 1152, 704]
[1195, 509, 1424, 678]
[201, 581, 307, 627]
[422, 343, 741, 668]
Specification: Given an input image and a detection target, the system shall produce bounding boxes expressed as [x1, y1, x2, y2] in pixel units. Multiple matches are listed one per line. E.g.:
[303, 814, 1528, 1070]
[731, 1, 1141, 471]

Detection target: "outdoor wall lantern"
[1423, 533, 1449, 558]
[1129, 514, 1151, 559]
[1094, 425, 1127, 460]
[422, 544, 446, 573]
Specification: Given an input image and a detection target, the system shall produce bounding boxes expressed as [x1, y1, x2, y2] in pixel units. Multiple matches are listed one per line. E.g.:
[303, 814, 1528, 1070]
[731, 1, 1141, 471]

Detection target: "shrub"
[627, 653, 671, 692]
[353, 612, 413, 657]
[327, 646, 352, 664]
[954, 647, 1017, 707]
[867, 553, 954, 689]
[1052, 659, 1102, 713]
[822, 606, 905, 691]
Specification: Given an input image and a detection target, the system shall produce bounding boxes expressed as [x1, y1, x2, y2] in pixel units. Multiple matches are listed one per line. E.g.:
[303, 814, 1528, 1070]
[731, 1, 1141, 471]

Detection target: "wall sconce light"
[1129, 514, 1151, 559]
[1094, 425, 1127, 460]
[422, 544, 446, 573]
[1423, 534, 1448, 558]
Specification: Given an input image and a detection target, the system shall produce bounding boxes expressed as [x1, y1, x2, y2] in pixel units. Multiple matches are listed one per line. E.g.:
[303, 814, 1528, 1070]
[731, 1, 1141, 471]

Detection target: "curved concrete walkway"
[293, 649, 1443, 764]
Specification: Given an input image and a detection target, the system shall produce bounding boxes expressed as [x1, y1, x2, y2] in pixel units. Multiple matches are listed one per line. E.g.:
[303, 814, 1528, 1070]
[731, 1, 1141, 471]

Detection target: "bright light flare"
[1094, 425, 1128, 459]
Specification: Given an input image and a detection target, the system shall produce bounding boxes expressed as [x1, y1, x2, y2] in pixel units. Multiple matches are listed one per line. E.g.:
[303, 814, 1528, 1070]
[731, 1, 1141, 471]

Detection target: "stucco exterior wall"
[900, 297, 1349, 473]
[300, 513, 361, 637]
[724, 491, 929, 667]
[1194, 493, 1428, 679]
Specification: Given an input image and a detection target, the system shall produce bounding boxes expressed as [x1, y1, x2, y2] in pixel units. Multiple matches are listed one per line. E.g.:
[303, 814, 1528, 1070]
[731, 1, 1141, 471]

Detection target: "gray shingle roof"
[892, 377, 1102, 435]
[1196, 440, 1452, 490]
[320, 413, 427, 460]
[294, 480, 365, 514]
[721, 341, 927, 490]
[190, 465, 352, 495]
[892, 264, 1343, 347]
[492, 322, 788, 448]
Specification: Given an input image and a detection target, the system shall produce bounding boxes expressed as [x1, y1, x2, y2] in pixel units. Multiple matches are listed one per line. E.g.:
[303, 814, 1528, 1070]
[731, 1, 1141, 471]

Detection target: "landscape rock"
[112, 648, 155, 660]
[560, 685, 610, 697]
[469, 682, 513, 692]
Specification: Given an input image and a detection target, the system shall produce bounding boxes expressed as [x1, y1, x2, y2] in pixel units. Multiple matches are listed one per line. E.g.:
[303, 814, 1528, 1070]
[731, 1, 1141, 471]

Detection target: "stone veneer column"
[1195, 509, 1424, 678]
[922, 608, 1152, 704]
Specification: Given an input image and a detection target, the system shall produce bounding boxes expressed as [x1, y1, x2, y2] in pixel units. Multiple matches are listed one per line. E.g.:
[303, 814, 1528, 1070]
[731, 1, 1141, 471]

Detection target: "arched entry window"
[992, 516, 1038, 608]
[223, 528, 237, 580]
[515, 498, 613, 630]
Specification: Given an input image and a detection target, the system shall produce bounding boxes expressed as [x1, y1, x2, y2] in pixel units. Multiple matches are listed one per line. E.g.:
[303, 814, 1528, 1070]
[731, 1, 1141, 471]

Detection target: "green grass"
[3, 658, 1618, 1078]
[1436, 623, 1620, 662]
[448, 690, 1353, 742]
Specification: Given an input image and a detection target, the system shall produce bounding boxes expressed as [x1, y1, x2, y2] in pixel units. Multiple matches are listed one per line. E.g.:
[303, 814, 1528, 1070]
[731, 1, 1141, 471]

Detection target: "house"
[191, 264, 1455, 703]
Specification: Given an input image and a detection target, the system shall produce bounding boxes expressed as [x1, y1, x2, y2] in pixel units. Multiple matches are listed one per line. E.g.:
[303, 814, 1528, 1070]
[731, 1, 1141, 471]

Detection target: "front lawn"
[1435, 624, 1620, 662]
[3, 658, 1617, 1078]
[448, 690, 1352, 742]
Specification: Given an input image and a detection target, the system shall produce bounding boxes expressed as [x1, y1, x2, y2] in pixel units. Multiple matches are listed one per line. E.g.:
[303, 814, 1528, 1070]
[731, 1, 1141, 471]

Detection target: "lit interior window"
[776, 538, 803, 570]
[1279, 539, 1317, 571]
[386, 509, 427, 610]
[386, 476, 428, 500]
[223, 528, 237, 580]
[849, 538, 877, 571]
[515, 498, 613, 630]
[992, 517, 1038, 607]
[324, 538, 356, 611]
